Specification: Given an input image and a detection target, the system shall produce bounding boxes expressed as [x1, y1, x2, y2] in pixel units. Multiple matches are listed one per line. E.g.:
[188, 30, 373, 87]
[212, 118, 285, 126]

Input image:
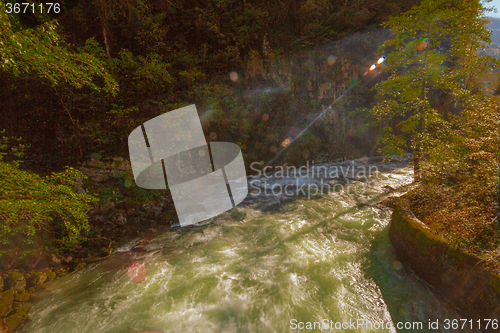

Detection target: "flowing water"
[20, 159, 480, 333]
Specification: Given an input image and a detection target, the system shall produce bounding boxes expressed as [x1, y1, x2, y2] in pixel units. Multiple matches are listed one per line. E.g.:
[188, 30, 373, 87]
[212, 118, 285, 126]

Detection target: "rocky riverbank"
[0, 157, 177, 332]
[0, 155, 413, 332]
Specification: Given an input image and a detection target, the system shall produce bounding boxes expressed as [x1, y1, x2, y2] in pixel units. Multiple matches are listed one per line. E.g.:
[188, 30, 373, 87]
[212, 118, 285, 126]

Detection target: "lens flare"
[262, 114, 269, 121]
[209, 132, 217, 140]
[230, 71, 238, 82]
[327, 55, 336, 65]
[417, 39, 428, 51]
[369, 64, 376, 71]
[377, 57, 385, 64]
[128, 262, 147, 283]
[392, 260, 403, 271]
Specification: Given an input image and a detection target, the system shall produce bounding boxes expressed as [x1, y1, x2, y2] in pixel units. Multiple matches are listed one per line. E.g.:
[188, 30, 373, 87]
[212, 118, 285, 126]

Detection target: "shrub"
[0, 158, 96, 258]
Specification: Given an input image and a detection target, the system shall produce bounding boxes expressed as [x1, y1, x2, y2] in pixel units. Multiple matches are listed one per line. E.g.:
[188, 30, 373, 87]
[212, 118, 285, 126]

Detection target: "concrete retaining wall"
[389, 199, 500, 329]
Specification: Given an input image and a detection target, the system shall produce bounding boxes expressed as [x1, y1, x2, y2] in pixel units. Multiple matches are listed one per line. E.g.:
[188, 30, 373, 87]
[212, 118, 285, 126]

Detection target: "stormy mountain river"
[19, 157, 480, 333]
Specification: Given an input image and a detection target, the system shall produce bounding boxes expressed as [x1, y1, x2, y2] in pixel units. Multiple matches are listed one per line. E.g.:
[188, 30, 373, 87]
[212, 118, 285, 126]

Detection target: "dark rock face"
[389, 199, 500, 331]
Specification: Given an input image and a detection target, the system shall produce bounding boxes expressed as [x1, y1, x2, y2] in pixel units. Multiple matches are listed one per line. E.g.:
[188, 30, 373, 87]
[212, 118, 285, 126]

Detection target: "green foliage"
[0, 156, 96, 254]
[0, 9, 118, 94]
[371, 0, 499, 177]
[195, 83, 252, 145]
[423, 96, 499, 192]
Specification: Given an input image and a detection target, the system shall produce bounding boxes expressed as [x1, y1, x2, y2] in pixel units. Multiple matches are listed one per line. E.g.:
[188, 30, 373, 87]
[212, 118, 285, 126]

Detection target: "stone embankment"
[390, 198, 500, 332]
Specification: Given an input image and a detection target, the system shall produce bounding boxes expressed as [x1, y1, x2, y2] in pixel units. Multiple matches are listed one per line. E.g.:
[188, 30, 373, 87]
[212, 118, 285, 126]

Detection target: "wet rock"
[8, 272, 25, 292]
[89, 172, 109, 183]
[75, 177, 87, 194]
[0, 298, 10, 317]
[63, 256, 73, 263]
[51, 254, 61, 265]
[27, 270, 47, 290]
[110, 209, 127, 226]
[3, 311, 28, 332]
[54, 267, 69, 278]
[14, 291, 30, 302]
[0, 290, 14, 316]
[46, 270, 56, 280]
[13, 303, 31, 314]
[0, 251, 17, 271]
[19, 250, 49, 270]
[74, 262, 87, 271]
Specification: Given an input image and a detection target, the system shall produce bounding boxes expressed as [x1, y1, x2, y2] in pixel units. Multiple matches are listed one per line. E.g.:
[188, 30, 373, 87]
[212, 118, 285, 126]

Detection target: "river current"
[19, 157, 480, 333]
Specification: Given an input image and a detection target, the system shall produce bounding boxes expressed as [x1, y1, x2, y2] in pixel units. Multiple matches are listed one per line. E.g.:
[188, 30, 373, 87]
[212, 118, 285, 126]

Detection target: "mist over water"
[20, 161, 480, 333]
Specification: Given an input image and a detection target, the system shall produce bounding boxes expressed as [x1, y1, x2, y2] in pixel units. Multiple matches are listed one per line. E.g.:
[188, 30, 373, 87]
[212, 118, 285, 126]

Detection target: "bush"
[0, 159, 96, 258]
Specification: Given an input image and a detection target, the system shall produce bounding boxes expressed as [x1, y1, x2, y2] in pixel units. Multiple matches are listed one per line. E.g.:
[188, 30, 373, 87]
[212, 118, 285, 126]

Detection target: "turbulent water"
[20, 158, 480, 333]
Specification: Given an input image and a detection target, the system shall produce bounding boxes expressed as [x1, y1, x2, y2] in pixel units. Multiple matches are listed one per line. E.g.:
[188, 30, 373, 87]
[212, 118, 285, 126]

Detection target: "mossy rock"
[9, 272, 25, 292]
[0, 298, 11, 317]
[3, 312, 28, 332]
[13, 304, 31, 314]
[14, 291, 30, 302]
[46, 270, 56, 280]
[1, 290, 15, 308]
[26, 271, 47, 289]
[74, 262, 87, 271]
[55, 267, 69, 278]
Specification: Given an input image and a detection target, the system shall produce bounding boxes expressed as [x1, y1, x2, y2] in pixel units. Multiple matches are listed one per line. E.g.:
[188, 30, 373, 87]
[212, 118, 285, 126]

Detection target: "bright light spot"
[128, 262, 147, 282]
[369, 64, 376, 71]
[377, 57, 385, 64]
[392, 260, 403, 271]
[230, 71, 238, 82]
[282, 138, 291, 147]
[262, 114, 269, 121]
[417, 39, 428, 51]
[327, 55, 336, 65]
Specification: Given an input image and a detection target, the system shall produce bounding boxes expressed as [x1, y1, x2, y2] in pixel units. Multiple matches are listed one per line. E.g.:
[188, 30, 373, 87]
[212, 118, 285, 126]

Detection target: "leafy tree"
[0, 7, 117, 93]
[0, 133, 96, 259]
[371, 0, 499, 180]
